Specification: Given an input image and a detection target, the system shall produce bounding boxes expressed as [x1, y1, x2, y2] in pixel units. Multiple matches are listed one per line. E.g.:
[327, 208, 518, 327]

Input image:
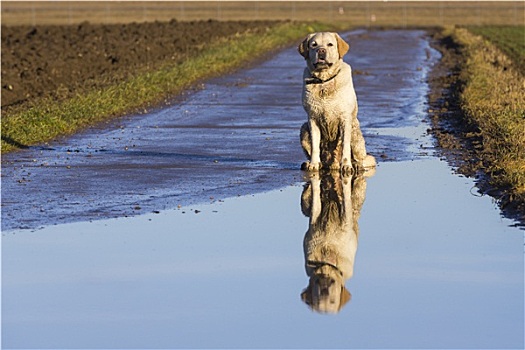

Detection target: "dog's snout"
[317, 48, 327, 58]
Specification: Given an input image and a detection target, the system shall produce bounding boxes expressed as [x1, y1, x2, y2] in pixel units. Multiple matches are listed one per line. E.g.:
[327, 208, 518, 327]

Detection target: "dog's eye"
[327, 43, 334, 47]
[311, 41, 317, 48]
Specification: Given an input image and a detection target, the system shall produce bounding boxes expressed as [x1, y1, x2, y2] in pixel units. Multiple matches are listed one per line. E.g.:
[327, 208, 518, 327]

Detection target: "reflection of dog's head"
[298, 32, 349, 73]
[301, 263, 351, 314]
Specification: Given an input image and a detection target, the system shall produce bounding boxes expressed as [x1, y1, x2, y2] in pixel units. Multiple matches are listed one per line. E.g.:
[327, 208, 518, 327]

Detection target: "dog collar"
[305, 69, 341, 85]
[306, 260, 344, 277]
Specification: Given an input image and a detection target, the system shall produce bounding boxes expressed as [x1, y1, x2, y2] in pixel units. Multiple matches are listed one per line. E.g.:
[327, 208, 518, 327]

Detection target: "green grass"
[1, 21, 333, 153]
[449, 26, 525, 212]
[467, 26, 525, 72]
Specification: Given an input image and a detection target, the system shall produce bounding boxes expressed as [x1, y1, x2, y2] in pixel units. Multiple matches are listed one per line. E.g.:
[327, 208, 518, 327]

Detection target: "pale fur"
[300, 171, 368, 313]
[298, 32, 376, 174]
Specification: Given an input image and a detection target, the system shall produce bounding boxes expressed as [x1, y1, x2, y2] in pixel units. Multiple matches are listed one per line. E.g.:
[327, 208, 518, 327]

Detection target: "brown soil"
[427, 30, 479, 175]
[1, 20, 278, 114]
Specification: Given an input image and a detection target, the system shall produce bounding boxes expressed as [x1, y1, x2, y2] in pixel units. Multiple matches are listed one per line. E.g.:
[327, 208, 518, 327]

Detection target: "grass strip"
[467, 26, 525, 73]
[449, 26, 525, 214]
[1, 21, 331, 153]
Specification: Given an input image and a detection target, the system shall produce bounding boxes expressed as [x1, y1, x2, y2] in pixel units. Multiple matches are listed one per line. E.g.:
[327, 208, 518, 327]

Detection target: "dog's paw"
[362, 155, 377, 169]
[341, 164, 354, 177]
[360, 155, 377, 177]
[341, 158, 353, 177]
[301, 161, 321, 172]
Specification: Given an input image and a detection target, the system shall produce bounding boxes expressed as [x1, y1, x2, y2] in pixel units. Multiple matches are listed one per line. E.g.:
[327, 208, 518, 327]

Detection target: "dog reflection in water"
[300, 170, 370, 313]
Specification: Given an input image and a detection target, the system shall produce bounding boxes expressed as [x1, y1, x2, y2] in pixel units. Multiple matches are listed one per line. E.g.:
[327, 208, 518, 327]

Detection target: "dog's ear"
[335, 33, 350, 59]
[339, 287, 352, 311]
[298, 34, 313, 59]
[301, 287, 312, 307]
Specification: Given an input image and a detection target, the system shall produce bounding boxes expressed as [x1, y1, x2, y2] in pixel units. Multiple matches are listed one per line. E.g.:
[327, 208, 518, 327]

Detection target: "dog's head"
[301, 264, 351, 314]
[298, 32, 349, 72]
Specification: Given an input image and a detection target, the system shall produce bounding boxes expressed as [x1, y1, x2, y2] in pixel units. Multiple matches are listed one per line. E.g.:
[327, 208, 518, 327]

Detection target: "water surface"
[4, 158, 523, 348]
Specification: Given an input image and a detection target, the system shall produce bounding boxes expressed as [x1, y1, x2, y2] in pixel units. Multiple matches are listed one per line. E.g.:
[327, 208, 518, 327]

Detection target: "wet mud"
[426, 30, 487, 184]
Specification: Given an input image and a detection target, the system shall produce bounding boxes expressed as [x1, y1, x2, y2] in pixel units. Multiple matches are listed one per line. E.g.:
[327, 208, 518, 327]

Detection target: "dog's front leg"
[310, 174, 322, 225]
[341, 118, 353, 176]
[342, 173, 354, 226]
[303, 120, 321, 171]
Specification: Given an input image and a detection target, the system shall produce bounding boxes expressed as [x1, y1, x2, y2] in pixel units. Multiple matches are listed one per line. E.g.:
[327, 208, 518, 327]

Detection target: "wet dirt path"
[2, 30, 436, 230]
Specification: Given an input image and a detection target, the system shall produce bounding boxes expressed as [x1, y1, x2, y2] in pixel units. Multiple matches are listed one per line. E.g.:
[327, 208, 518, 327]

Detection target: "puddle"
[3, 158, 523, 348]
[2, 30, 524, 348]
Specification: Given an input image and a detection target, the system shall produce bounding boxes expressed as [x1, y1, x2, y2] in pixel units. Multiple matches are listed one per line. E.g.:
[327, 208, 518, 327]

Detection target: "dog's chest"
[303, 81, 347, 124]
[312, 81, 337, 99]
[305, 80, 337, 103]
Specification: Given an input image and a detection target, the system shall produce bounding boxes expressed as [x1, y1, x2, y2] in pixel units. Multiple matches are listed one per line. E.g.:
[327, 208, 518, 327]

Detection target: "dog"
[298, 32, 376, 174]
[300, 171, 368, 313]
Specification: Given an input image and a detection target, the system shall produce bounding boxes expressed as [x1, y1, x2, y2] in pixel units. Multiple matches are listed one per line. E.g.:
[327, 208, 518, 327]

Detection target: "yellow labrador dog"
[299, 32, 375, 174]
[300, 171, 368, 313]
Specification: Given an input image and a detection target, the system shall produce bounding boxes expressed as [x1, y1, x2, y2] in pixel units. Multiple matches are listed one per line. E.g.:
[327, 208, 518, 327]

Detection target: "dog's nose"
[318, 48, 326, 58]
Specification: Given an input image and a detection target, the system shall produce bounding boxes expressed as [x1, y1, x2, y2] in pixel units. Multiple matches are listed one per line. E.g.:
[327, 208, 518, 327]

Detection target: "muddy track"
[1, 20, 279, 113]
